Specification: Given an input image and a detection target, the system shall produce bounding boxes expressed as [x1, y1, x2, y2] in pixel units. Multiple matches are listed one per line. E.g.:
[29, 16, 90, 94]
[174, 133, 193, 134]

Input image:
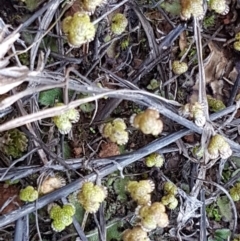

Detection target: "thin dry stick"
[194, 18, 209, 120]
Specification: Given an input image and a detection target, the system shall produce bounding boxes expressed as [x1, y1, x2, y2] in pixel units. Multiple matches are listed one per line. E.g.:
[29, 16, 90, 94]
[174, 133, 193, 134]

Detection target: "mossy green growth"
[230, 183, 240, 202]
[208, 134, 232, 159]
[121, 38, 129, 50]
[101, 118, 129, 145]
[19, 186, 38, 202]
[161, 182, 178, 209]
[81, 0, 105, 14]
[234, 41, 240, 51]
[0, 129, 28, 158]
[192, 145, 204, 158]
[207, 95, 226, 112]
[209, 0, 229, 15]
[111, 13, 128, 35]
[52, 103, 80, 134]
[49, 204, 75, 232]
[203, 15, 215, 29]
[172, 60, 188, 75]
[161, 194, 178, 210]
[77, 182, 107, 213]
[163, 182, 177, 195]
[126, 180, 155, 205]
[145, 153, 164, 167]
[234, 33, 240, 51]
[62, 12, 96, 47]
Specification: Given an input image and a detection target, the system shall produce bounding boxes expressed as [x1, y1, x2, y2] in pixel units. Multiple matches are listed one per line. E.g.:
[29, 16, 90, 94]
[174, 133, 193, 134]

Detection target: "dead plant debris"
[1, 0, 240, 240]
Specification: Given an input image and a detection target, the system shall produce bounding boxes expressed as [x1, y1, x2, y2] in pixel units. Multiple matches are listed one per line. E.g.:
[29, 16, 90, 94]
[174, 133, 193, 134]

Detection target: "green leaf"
[113, 177, 130, 201]
[217, 196, 232, 221]
[63, 141, 72, 159]
[24, 0, 38, 11]
[80, 102, 95, 113]
[38, 88, 62, 106]
[214, 229, 231, 240]
[68, 193, 84, 223]
[160, 0, 181, 16]
[230, 156, 240, 168]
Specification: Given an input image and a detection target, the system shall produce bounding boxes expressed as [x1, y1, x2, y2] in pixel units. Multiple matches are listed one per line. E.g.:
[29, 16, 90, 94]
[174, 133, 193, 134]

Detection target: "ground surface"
[1, 0, 240, 240]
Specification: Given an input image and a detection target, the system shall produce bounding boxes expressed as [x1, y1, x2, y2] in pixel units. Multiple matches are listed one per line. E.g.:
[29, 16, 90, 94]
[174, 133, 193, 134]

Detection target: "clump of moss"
[19, 186, 38, 202]
[126, 180, 155, 205]
[145, 153, 164, 168]
[209, 0, 229, 15]
[111, 13, 128, 35]
[100, 118, 129, 145]
[122, 226, 150, 241]
[77, 181, 107, 213]
[172, 60, 188, 75]
[207, 134, 232, 159]
[80, 0, 105, 14]
[49, 203, 75, 232]
[180, 0, 204, 20]
[234, 32, 240, 51]
[207, 95, 226, 112]
[136, 202, 169, 231]
[62, 12, 96, 47]
[179, 102, 206, 127]
[0, 129, 28, 158]
[161, 182, 178, 210]
[230, 183, 240, 202]
[130, 108, 163, 135]
[52, 103, 80, 134]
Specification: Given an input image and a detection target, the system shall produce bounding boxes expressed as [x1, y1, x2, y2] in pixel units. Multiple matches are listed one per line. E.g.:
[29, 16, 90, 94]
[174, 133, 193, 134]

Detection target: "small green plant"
[126, 180, 155, 205]
[209, 0, 229, 15]
[208, 134, 232, 159]
[113, 177, 130, 201]
[230, 182, 240, 201]
[130, 108, 163, 135]
[123, 226, 149, 241]
[0, 129, 28, 158]
[207, 95, 226, 112]
[179, 102, 206, 127]
[160, 0, 181, 16]
[38, 88, 62, 106]
[203, 15, 215, 29]
[49, 203, 75, 232]
[192, 145, 204, 159]
[80, 0, 105, 14]
[62, 12, 96, 47]
[208, 229, 231, 241]
[121, 38, 129, 50]
[19, 186, 38, 202]
[180, 0, 204, 20]
[136, 202, 169, 231]
[100, 118, 129, 145]
[52, 103, 80, 134]
[161, 182, 178, 210]
[234, 33, 240, 51]
[111, 13, 128, 35]
[172, 60, 188, 75]
[206, 203, 222, 221]
[145, 153, 165, 168]
[146, 79, 160, 90]
[77, 181, 107, 213]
